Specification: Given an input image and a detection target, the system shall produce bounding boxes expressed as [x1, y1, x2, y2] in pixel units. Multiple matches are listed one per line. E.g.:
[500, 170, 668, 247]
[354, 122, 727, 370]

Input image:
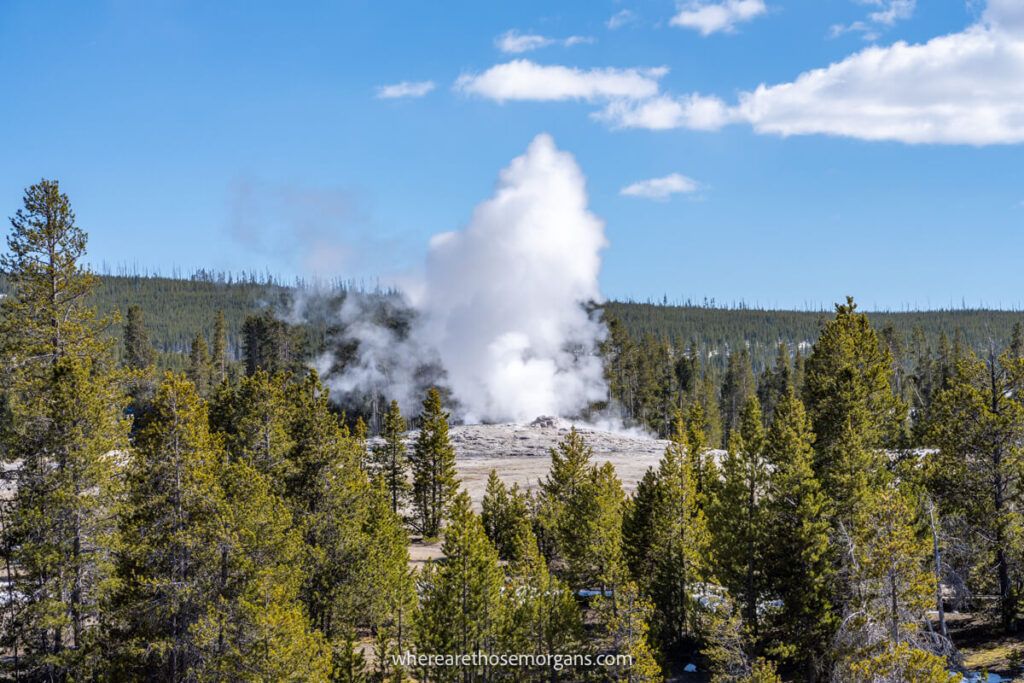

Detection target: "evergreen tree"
[213, 369, 296, 488]
[371, 399, 410, 515]
[193, 460, 332, 681]
[721, 349, 756, 448]
[846, 643, 960, 683]
[698, 371, 724, 452]
[572, 462, 627, 592]
[361, 485, 416, 682]
[644, 425, 710, 656]
[803, 297, 907, 523]
[756, 342, 791, 425]
[284, 372, 414, 663]
[123, 303, 156, 369]
[211, 309, 230, 384]
[409, 387, 459, 538]
[112, 374, 225, 679]
[241, 309, 302, 376]
[792, 346, 806, 396]
[925, 347, 1024, 631]
[187, 332, 211, 396]
[284, 369, 356, 511]
[537, 427, 594, 564]
[685, 400, 719, 507]
[414, 492, 503, 683]
[711, 396, 769, 636]
[498, 525, 584, 681]
[702, 595, 782, 683]
[0, 180, 130, 680]
[763, 388, 834, 678]
[623, 467, 660, 583]
[592, 581, 663, 682]
[480, 471, 534, 563]
[833, 485, 944, 679]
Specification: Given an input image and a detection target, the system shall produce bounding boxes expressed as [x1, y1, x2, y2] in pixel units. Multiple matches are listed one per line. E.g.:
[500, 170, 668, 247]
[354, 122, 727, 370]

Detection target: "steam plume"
[322, 134, 610, 424]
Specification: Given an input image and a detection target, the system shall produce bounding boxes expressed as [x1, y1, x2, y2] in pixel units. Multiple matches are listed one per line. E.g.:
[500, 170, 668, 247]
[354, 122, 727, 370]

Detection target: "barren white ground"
[382, 417, 705, 566]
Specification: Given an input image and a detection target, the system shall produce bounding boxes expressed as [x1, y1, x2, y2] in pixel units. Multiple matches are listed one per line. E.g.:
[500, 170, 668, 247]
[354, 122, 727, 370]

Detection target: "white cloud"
[621, 173, 700, 199]
[831, 0, 915, 40]
[455, 60, 666, 103]
[604, 0, 1024, 145]
[564, 35, 597, 47]
[606, 9, 637, 30]
[670, 0, 767, 36]
[986, 0, 1024, 30]
[735, 19, 1024, 144]
[495, 30, 595, 54]
[375, 80, 436, 99]
[496, 31, 555, 54]
[868, 0, 915, 26]
[597, 94, 735, 130]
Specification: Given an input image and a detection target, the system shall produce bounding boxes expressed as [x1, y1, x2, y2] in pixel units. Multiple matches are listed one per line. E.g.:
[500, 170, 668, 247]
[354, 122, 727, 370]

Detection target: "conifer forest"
[1, 179, 1022, 683]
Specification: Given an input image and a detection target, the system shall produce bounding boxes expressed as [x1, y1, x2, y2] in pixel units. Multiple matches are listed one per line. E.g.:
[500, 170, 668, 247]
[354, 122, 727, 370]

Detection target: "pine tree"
[757, 342, 791, 425]
[711, 396, 769, 636]
[211, 309, 230, 384]
[372, 399, 410, 515]
[361, 484, 416, 682]
[193, 460, 332, 681]
[702, 595, 781, 683]
[241, 309, 301, 376]
[924, 347, 1024, 631]
[574, 462, 627, 593]
[123, 303, 156, 370]
[112, 373, 225, 679]
[763, 388, 834, 678]
[698, 371, 724, 451]
[335, 629, 370, 683]
[187, 332, 211, 395]
[833, 484, 943, 679]
[645, 425, 710, 656]
[623, 467, 660, 583]
[498, 524, 584, 681]
[721, 349, 756, 448]
[802, 297, 908, 521]
[592, 581, 664, 682]
[0, 180, 130, 680]
[685, 400, 718, 508]
[846, 642, 960, 683]
[409, 387, 459, 538]
[481, 471, 535, 563]
[537, 427, 594, 564]
[414, 492, 503, 682]
[213, 369, 296, 488]
[284, 369, 356, 511]
[285, 372, 413, 659]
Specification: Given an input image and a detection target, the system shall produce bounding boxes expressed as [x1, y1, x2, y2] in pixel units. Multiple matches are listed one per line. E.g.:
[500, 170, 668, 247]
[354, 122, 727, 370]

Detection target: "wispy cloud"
[495, 30, 595, 54]
[375, 80, 436, 99]
[606, 9, 637, 30]
[670, 0, 767, 36]
[621, 173, 700, 199]
[597, 94, 736, 131]
[455, 60, 665, 103]
[495, 31, 554, 53]
[830, 0, 916, 40]
[564, 35, 597, 47]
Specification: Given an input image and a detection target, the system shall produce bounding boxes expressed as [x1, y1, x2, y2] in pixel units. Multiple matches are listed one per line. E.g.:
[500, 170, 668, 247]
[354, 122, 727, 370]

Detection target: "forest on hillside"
[2, 181, 1023, 682]
[3, 273, 1020, 376]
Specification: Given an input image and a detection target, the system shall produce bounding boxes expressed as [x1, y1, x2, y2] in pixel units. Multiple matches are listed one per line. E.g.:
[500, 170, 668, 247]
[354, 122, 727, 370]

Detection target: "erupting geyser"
[325, 134, 611, 423]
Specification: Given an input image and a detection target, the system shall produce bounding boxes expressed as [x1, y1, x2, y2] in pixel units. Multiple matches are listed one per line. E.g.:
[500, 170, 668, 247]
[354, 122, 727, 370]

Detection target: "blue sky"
[1, 0, 1022, 310]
